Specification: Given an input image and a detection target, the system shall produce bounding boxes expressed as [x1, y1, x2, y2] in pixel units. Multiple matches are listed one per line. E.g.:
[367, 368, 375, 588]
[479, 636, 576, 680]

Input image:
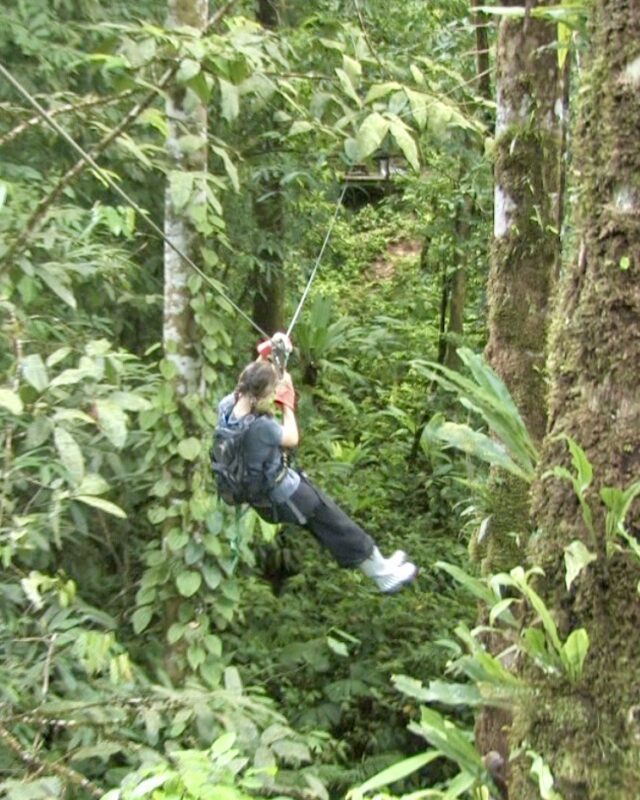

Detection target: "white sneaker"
[387, 550, 407, 568]
[358, 547, 418, 594]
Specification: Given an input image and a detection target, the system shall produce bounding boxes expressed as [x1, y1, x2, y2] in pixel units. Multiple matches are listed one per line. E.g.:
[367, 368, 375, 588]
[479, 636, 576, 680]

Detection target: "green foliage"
[527, 750, 564, 800]
[0, 1, 494, 797]
[547, 435, 640, 581]
[415, 348, 538, 482]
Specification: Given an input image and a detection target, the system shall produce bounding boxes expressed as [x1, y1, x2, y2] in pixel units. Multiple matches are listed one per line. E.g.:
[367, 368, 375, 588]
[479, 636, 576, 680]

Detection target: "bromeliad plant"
[546, 435, 640, 589]
[413, 347, 538, 483]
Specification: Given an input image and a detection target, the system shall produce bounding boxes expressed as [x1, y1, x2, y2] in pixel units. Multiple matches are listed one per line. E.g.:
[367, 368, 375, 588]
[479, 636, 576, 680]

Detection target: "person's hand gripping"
[275, 370, 296, 410]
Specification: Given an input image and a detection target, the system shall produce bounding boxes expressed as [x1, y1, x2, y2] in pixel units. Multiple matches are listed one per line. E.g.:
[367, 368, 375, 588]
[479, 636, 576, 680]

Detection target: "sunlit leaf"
[54, 426, 85, 484]
[176, 58, 201, 83]
[219, 78, 239, 121]
[560, 628, 589, 682]
[356, 112, 389, 160]
[326, 636, 349, 657]
[75, 494, 127, 518]
[176, 570, 202, 597]
[40, 269, 77, 309]
[389, 119, 419, 171]
[95, 399, 128, 449]
[0, 388, 23, 415]
[564, 539, 597, 590]
[21, 354, 49, 392]
[335, 68, 361, 106]
[178, 437, 201, 461]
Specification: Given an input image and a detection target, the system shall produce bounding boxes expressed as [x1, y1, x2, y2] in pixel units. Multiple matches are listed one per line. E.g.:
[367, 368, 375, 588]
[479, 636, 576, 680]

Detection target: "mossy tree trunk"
[482, 0, 561, 572]
[475, 0, 562, 780]
[509, 2, 640, 797]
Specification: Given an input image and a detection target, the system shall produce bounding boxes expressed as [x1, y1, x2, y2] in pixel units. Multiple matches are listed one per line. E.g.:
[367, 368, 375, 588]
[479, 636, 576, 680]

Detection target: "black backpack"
[211, 416, 265, 506]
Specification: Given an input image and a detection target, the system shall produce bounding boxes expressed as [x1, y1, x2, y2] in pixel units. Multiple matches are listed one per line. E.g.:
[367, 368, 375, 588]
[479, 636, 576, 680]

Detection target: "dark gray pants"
[254, 475, 375, 568]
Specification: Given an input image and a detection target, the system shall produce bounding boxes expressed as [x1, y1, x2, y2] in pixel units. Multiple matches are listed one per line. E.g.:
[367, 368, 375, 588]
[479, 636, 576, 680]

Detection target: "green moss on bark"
[511, 2, 640, 796]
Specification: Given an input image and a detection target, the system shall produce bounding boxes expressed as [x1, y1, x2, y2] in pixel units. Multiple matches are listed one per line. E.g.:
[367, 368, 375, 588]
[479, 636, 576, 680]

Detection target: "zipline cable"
[0, 60, 269, 340]
[0, 60, 346, 348]
[286, 183, 346, 337]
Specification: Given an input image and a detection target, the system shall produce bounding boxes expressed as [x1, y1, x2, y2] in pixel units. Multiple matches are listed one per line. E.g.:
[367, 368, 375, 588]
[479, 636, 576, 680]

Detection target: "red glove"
[275, 377, 296, 410]
[257, 332, 293, 361]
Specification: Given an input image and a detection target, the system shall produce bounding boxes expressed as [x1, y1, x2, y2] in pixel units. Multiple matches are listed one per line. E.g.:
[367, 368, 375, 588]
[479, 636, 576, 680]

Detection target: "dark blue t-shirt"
[217, 394, 300, 505]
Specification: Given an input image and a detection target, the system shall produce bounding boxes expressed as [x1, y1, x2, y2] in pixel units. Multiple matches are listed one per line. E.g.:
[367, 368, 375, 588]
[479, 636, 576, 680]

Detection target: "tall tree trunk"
[164, 0, 208, 395]
[252, 0, 285, 336]
[510, 3, 640, 796]
[162, 0, 208, 681]
[474, 1, 562, 783]
[482, 0, 561, 571]
[252, 170, 285, 335]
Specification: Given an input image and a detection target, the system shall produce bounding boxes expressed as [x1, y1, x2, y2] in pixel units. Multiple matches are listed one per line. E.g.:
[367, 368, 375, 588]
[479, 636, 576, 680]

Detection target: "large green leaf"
[0, 388, 23, 415]
[95, 399, 128, 449]
[54, 426, 85, 484]
[414, 350, 538, 480]
[560, 628, 589, 682]
[365, 81, 402, 104]
[351, 750, 441, 797]
[219, 78, 239, 121]
[405, 87, 428, 129]
[389, 118, 419, 171]
[424, 421, 532, 481]
[335, 67, 361, 106]
[176, 570, 202, 597]
[355, 112, 390, 160]
[75, 494, 127, 518]
[409, 706, 486, 778]
[131, 606, 153, 634]
[40, 268, 77, 309]
[21, 354, 49, 392]
[178, 437, 201, 461]
[435, 561, 498, 607]
[564, 539, 597, 590]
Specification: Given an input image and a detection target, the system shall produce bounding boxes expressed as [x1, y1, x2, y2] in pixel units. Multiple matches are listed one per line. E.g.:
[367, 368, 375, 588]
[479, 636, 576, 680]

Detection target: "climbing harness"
[0, 61, 346, 351]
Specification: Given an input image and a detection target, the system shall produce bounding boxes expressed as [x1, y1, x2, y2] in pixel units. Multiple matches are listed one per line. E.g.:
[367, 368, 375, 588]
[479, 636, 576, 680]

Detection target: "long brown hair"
[234, 360, 278, 414]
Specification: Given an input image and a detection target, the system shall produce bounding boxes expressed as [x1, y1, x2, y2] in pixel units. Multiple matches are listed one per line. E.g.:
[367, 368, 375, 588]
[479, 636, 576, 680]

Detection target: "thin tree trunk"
[163, 0, 208, 395]
[444, 0, 492, 370]
[444, 195, 472, 370]
[510, 3, 640, 796]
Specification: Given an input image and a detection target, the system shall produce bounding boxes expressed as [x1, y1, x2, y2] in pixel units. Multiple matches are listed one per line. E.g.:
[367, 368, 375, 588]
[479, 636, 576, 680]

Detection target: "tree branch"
[3, 0, 239, 270]
[2, 66, 174, 268]
[0, 91, 135, 148]
[353, 0, 387, 75]
[0, 724, 102, 799]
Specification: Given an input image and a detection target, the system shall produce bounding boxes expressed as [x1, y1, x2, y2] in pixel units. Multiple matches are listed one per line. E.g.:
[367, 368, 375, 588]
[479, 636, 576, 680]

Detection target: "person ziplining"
[212, 333, 419, 594]
[2, 62, 418, 593]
